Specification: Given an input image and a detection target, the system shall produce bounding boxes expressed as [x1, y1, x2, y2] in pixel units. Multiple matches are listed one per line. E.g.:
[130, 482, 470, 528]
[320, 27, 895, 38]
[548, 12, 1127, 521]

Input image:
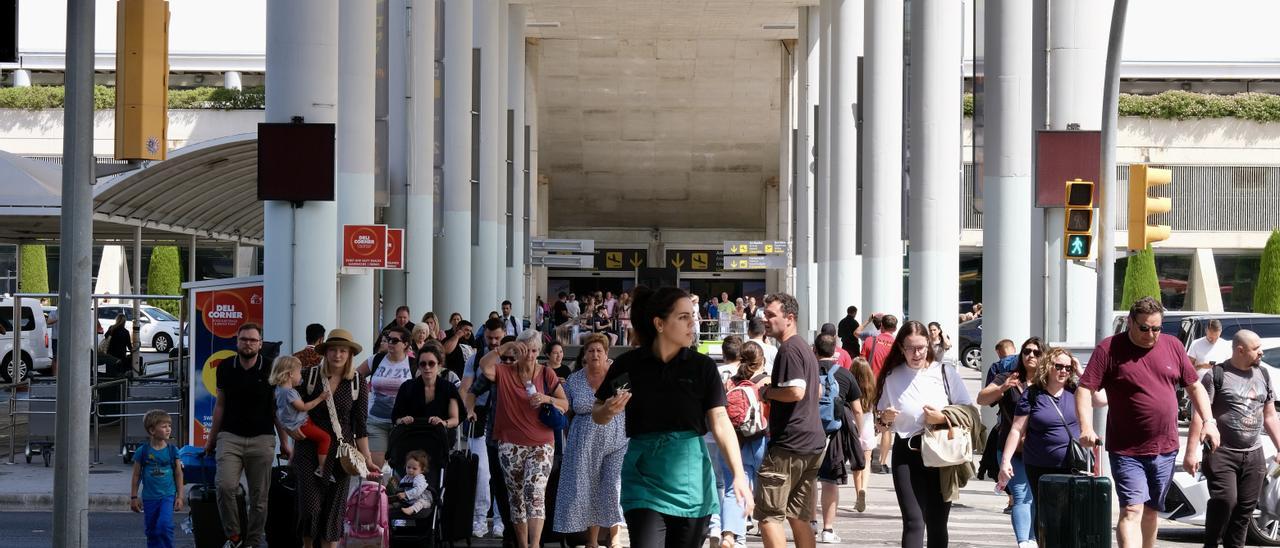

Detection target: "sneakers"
[473, 528, 488, 539]
[873, 463, 891, 474]
[855, 490, 866, 513]
[818, 529, 842, 544]
[1018, 542, 1040, 548]
[223, 537, 244, 548]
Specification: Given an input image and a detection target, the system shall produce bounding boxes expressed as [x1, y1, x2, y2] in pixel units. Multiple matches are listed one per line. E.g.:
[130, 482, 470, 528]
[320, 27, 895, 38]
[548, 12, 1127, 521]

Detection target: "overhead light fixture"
[527, 21, 561, 28]
[762, 23, 796, 30]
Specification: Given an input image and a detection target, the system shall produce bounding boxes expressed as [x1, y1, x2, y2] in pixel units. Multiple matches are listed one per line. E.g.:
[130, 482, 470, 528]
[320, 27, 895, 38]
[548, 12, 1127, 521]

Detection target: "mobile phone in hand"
[612, 372, 631, 394]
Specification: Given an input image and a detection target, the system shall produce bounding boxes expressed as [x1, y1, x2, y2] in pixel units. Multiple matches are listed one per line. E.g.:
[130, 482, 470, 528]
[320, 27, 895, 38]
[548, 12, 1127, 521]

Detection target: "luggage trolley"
[117, 378, 182, 463]
[24, 378, 56, 466]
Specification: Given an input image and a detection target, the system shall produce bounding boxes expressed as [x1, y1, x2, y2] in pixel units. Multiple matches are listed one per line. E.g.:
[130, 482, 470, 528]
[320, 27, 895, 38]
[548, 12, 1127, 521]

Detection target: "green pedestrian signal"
[1066, 234, 1092, 259]
[1063, 179, 1095, 260]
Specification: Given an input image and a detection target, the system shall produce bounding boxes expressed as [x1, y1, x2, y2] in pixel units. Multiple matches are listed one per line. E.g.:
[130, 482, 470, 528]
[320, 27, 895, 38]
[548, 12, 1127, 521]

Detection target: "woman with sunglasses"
[591, 286, 753, 548]
[999, 347, 1106, 542]
[873, 320, 973, 548]
[355, 326, 415, 469]
[976, 337, 1044, 547]
[391, 341, 461, 456]
[479, 332, 568, 548]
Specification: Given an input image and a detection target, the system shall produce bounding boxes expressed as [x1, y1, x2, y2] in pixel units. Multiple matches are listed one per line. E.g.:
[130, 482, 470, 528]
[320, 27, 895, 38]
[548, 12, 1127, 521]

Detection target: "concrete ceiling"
[525, 0, 807, 40]
[528, 1, 798, 230]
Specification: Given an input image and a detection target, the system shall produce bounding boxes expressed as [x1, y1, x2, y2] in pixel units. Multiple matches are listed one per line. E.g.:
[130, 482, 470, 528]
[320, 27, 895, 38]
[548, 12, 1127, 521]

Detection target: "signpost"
[723, 240, 789, 255]
[531, 238, 598, 270]
[385, 228, 404, 270]
[721, 240, 788, 271]
[665, 249, 721, 272]
[343, 224, 389, 268]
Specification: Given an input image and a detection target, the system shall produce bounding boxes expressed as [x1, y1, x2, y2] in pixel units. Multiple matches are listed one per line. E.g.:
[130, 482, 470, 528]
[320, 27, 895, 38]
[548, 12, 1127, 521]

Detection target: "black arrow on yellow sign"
[691, 252, 708, 270]
[606, 252, 622, 269]
[630, 252, 644, 268]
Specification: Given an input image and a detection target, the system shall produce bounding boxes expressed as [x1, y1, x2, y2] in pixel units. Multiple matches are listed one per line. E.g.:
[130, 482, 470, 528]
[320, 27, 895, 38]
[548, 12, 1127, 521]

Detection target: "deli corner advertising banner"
[186, 277, 265, 447]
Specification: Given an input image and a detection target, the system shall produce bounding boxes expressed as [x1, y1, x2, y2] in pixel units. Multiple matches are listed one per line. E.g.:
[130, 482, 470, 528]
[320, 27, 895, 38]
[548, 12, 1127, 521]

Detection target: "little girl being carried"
[397, 450, 435, 515]
[270, 356, 334, 480]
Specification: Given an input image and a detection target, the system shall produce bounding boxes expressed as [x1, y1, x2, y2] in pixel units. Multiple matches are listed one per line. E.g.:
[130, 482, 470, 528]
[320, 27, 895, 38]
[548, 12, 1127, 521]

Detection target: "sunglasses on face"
[1022, 348, 1042, 356]
[1136, 324, 1162, 333]
[1053, 363, 1072, 372]
[419, 360, 438, 368]
[385, 338, 405, 345]
[500, 355, 518, 364]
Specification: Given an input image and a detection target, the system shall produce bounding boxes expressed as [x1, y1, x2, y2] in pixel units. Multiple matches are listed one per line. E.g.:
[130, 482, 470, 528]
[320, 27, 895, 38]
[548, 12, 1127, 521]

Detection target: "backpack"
[725, 374, 768, 438]
[1212, 363, 1274, 402]
[818, 361, 843, 434]
[342, 480, 389, 547]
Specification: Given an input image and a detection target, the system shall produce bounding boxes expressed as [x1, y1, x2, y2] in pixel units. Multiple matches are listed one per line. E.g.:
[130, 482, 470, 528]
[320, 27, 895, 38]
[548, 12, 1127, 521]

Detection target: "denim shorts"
[1109, 450, 1178, 510]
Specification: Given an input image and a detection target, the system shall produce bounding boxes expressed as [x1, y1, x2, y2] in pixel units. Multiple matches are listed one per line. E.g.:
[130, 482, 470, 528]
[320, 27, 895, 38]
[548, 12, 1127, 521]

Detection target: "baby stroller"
[385, 421, 451, 548]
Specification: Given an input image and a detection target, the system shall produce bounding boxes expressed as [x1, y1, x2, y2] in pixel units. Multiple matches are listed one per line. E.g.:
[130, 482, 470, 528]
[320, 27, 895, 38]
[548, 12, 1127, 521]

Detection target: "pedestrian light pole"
[54, 0, 95, 545]
[1096, 0, 1129, 344]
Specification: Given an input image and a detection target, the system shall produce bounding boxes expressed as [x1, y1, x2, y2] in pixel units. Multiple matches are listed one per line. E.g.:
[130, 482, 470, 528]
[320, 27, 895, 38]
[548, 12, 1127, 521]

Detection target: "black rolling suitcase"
[267, 461, 302, 548]
[1037, 473, 1113, 548]
[187, 482, 247, 548]
[438, 443, 479, 546]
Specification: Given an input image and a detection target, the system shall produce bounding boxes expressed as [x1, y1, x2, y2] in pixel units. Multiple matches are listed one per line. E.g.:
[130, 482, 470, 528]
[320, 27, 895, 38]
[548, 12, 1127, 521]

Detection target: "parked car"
[95, 304, 185, 353]
[957, 318, 982, 370]
[1162, 421, 1280, 545]
[0, 298, 53, 383]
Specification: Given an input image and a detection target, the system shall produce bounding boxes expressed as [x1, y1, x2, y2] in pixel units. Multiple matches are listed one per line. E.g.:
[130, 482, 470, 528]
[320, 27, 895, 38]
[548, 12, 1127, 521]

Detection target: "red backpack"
[342, 480, 389, 547]
[725, 374, 769, 438]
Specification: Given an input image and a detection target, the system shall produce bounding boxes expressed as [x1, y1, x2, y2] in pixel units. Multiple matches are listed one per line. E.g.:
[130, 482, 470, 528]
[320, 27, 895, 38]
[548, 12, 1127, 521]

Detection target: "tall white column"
[383, 0, 410, 322]
[830, 0, 862, 319]
[337, 0, 377, 364]
[472, 0, 502, 322]
[1049, 0, 1108, 342]
[405, 0, 436, 318]
[981, 0, 1033, 368]
[795, 6, 818, 336]
[862, 0, 904, 321]
[908, 0, 962, 348]
[494, 1, 510, 305]
[435, 0, 473, 321]
[815, 0, 833, 325]
[507, 4, 527, 317]
[771, 41, 791, 297]
[527, 43, 545, 312]
[265, 0, 339, 351]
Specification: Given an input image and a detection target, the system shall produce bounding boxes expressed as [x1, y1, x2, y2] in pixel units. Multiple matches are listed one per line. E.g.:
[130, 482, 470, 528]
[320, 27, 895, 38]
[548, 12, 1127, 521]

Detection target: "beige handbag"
[921, 417, 972, 468]
[321, 374, 369, 478]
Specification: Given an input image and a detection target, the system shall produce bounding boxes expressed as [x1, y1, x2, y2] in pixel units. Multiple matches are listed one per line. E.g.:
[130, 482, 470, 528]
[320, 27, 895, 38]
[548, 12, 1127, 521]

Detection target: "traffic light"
[1127, 164, 1172, 251]
[1063, 179, 1094, 260]
[115, 0, 170, 161]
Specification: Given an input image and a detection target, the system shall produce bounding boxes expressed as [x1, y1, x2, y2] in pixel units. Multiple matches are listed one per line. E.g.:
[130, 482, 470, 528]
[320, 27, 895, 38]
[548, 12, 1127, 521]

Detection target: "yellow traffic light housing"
[1127, 164, 1172, 251]
[1063, 179, 1094, 260]
[115, 0, 170, 161]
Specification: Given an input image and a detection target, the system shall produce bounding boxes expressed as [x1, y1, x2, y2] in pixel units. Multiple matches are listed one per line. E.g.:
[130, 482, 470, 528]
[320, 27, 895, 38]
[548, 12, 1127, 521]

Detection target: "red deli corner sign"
[343, 224, 388, 268]
[385, 228, 404, 270]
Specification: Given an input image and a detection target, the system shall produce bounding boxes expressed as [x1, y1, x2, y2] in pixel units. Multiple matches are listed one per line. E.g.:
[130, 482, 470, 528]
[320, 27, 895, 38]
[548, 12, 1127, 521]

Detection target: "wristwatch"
[1204, 418, 1218, 426]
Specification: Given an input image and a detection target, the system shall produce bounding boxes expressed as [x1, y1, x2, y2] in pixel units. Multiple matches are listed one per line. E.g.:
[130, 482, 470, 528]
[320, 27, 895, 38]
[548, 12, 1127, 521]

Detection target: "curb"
[0, 493, 131, 512]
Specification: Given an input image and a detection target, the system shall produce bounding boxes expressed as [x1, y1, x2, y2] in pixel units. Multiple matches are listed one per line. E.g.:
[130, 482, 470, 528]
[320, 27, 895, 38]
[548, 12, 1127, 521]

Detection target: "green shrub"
[1121, 246, 1161, 310]
[0, 85, 265, 110]
[18, 244, 49, 294]
[1254, 230, 1280, 313]
[146, 246, 182, 317]
[960, 91, 1280, 123]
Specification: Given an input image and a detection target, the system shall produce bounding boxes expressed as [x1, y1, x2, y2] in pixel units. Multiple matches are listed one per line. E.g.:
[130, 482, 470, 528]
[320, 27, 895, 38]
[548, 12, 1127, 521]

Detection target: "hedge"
[0, 85, 265, 110]
[1254, 230, 1280, 314]
[1121, 246, 1161, 310]
[18, 244, 49, 294]
[960, 91, 1280, 122]
[146, 246, 182, 317]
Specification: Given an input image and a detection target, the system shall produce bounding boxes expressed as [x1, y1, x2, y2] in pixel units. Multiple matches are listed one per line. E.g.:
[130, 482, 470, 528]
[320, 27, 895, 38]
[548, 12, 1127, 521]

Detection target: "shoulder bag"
[921, 363, 972, 468]
[319, 371, 369, 478]
[537, 367, 568, 431]
[1043, 388, 1093, 475]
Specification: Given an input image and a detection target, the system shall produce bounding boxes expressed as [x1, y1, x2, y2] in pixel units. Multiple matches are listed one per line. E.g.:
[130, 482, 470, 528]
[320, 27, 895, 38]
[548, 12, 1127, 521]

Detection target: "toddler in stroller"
[385, 421, 451, 545]
[397, 451, 435, 515]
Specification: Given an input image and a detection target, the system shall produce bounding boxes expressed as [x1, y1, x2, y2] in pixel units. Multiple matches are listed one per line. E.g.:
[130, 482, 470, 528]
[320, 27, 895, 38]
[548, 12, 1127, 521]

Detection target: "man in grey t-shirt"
[1184, 330, 1280, 548]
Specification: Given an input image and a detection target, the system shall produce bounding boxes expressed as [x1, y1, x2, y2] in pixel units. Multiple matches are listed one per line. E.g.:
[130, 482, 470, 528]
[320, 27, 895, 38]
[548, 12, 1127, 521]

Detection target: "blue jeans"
[143, 496, 175, 548]
[998, 449, 1035, 542]
[709, 436, 766, 542]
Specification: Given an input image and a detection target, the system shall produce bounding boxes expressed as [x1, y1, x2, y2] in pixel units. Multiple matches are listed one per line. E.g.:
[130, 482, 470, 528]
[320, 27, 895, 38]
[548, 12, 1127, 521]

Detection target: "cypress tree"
[146, 246, 182, 316]
[1254, 230, 1280, 313]
[1121, 246, 1162, 310]
[18, 244, 49, 294]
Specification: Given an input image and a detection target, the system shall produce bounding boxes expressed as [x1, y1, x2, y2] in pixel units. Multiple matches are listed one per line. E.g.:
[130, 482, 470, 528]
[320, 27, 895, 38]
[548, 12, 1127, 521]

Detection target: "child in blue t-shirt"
[130, 409, 184, 548]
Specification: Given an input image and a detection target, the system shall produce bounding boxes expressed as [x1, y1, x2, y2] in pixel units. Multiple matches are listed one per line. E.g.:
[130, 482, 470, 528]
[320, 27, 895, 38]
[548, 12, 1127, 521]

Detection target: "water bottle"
[525, 379, 536, 398]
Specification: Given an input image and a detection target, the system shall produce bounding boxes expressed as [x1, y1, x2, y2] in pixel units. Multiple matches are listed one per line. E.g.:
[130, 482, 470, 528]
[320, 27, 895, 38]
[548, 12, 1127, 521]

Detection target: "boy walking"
[130, 409, 185, 548]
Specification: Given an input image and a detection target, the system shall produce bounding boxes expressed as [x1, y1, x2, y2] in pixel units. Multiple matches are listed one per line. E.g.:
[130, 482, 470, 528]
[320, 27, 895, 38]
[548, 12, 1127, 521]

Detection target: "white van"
[0, 298, 52, 383]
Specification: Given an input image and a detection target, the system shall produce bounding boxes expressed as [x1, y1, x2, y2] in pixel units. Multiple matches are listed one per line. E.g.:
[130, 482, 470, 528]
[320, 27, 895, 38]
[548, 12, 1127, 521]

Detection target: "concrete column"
[405, 0, 436, 318]
[187, 234, 197, 284]
[223, 71, 243, 90]
[1048, 0, 1108, 342]
[815, 0, 833, 325]
[527, 45, 545, 310]
[907, 0, 962, 350]
[830, 0, 862, 320]
[336, 0, 376, 363]
[506, 4, 526, 316]
[11, 69, 31, 87]
[771, 41, 791, 297]
[794, 6, 818, 336]
[383, 0, 410, 322]
[435, 0, 472, 322]
[861, 0, 904, 321]
[981, 0, 1034, 369]
[494, 1, 510, 305]
[1186, 249, 1225, 312]
[471, 0, 501, 322]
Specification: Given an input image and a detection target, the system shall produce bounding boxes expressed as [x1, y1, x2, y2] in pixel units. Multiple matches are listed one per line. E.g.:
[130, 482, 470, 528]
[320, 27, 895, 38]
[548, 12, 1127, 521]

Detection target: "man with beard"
[204, 323, 297, 548]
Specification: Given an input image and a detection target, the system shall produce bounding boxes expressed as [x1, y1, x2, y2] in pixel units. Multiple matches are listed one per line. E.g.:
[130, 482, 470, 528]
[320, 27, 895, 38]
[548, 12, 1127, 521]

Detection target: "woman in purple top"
[1000, 347, 1107, 533]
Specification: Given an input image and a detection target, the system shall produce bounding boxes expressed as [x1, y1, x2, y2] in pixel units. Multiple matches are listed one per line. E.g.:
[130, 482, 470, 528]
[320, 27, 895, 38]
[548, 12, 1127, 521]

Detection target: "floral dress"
[553, 369, 628, 532]
[292, 368, 369, 542]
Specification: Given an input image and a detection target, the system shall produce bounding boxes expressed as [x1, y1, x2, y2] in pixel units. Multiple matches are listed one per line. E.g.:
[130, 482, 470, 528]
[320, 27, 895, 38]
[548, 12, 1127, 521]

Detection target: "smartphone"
[612, 372, 631, 394]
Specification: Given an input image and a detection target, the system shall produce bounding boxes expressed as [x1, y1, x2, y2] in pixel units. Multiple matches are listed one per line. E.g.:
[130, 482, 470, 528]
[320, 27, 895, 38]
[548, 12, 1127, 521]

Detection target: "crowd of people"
[123, 286, 1279, 548]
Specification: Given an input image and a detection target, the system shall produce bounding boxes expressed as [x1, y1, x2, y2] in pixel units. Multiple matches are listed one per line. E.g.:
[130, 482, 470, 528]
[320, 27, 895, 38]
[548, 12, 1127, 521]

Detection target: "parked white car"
[95, 304, 185, 353]
[0, 297, 53, 383]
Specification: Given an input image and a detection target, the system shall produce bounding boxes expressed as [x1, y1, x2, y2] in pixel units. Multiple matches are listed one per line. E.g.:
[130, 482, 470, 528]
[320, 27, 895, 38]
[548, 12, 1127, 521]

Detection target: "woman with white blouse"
[872, 320, 974, 548]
